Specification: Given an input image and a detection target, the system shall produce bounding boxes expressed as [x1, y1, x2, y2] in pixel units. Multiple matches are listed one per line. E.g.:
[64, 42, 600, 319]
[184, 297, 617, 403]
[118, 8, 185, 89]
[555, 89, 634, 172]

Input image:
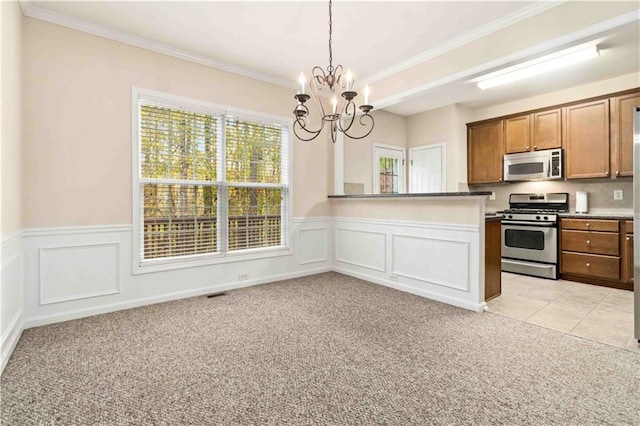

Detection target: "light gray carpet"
[2, 272, 639, 425]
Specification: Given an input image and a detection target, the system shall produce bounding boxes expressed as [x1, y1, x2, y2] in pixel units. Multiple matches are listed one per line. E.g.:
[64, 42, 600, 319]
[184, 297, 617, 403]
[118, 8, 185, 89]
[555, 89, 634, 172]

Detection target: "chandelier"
[293, 0, 374, 143]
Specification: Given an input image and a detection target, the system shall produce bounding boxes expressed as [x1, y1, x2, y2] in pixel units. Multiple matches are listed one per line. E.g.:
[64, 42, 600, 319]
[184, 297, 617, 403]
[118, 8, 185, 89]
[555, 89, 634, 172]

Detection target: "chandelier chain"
[328, 0, 333, 70]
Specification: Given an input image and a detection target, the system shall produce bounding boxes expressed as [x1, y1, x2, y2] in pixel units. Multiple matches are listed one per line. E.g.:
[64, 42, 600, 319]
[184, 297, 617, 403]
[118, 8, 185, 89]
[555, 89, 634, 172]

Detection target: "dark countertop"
[329, 191, 492, 199]
[485, 215, 502, 223]
[559, 212, 633, 220]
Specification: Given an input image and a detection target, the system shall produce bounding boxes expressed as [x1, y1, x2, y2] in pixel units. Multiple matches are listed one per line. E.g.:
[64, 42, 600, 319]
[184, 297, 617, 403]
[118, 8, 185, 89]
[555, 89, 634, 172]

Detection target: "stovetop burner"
[499, 208, 568, 214]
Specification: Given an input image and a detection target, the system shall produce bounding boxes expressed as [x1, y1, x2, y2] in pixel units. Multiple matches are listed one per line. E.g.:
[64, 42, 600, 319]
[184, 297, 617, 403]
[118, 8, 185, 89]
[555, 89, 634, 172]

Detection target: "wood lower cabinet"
[485, 219, 502, 301]
[467, 120, 504, 184]
[563, 99, 610, 179]
[560, 218, 633, 290]
[610, 91, 640, 178]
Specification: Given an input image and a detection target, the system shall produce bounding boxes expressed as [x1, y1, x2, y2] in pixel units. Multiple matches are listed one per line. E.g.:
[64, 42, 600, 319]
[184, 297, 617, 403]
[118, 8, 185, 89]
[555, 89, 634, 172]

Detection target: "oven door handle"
[502, 221, 556, 227]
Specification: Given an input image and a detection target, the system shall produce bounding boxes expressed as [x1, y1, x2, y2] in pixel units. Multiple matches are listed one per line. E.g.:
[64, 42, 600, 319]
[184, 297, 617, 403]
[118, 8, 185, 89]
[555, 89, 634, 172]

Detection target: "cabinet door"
[532, 108, 562, 150]
[563, 99, 610, 179]
[504, 115, 531, 154]
[610, 91, 640, 178]
[467, 120, 504, 184]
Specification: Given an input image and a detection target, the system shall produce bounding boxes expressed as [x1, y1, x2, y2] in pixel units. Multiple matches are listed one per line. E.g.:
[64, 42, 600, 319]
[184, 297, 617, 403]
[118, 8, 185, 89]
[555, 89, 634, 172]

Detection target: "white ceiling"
[22, 1, 640, 116]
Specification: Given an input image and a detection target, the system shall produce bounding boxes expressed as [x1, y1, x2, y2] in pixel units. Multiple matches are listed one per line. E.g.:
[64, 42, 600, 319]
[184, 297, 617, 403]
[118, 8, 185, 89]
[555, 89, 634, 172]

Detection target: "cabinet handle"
[616, 170, 620, 177]
[627, 236, 631, 241]
[586, 262, 591, 267]
[586, 223, 590, 227]
[499, 177, 502, 182]
[526, 146, 530, 150]
[534, 145, 537, 150]
[586, 240, 590, 245]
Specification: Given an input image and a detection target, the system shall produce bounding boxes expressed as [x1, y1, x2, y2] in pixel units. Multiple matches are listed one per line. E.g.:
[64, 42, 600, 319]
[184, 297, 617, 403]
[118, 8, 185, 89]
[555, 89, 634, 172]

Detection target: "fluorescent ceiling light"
[476, 45, 600, 90]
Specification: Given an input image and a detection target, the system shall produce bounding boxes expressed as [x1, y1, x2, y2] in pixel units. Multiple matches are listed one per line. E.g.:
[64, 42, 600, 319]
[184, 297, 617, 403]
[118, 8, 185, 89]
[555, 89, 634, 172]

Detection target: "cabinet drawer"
[561, 252, 620, 280]
[561, 230, 619, 256]
[624, 220, 633, 235]
[561, 219, 619, 232]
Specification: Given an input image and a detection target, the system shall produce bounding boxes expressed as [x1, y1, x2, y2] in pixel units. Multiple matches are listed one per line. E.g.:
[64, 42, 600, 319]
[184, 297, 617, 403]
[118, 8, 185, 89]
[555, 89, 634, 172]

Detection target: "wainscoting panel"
[391, 234, 469, 291]
[1, 233, 24, 374]
[334, 217, 484, 312]
[298, 228, 328, 265]
[22, 219, 334, 328]
[40, 243, 120, 305]
[335, 227, 386, 272]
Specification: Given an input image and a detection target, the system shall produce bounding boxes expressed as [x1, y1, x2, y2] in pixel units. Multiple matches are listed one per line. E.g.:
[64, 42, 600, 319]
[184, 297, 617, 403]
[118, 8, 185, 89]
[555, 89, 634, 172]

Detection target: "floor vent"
[206, 292, 227, 299]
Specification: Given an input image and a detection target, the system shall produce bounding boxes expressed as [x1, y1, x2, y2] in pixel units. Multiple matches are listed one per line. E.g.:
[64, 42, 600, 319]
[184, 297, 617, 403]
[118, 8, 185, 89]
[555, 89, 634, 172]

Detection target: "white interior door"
[373, 144, 405, 194]
[409, 144, 445, 193]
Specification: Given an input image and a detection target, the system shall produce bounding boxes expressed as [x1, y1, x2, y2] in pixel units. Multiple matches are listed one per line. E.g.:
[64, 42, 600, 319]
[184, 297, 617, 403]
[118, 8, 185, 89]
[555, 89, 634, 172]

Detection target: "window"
[133, 89, 290, 272]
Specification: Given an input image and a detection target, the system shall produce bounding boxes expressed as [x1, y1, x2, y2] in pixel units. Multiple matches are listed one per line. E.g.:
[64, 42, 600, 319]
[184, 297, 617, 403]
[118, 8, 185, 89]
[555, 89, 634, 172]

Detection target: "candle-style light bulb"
[298, 73, 306, 94]
[332, 95, 338, 114]
[345, 70, 353, 91]
[364, 85, 370, 105]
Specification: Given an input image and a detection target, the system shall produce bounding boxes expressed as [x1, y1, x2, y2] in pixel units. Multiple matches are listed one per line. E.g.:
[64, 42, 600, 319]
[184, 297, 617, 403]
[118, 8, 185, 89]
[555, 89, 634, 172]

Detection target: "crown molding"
[362, 1, 567, 86]
[19, 2, 296, 91]
[374, 9, 640, 112]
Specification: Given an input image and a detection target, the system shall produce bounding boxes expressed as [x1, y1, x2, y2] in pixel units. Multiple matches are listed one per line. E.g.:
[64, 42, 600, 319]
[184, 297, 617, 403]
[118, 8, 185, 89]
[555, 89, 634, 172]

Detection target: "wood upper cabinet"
[504, 115, 531, 154]
[610, 91, 640, 178]
[532, 108, 562, 151]
[467, 120, 504, 184]
[505, 109, 561, 154]
[563, 99, 610, 179]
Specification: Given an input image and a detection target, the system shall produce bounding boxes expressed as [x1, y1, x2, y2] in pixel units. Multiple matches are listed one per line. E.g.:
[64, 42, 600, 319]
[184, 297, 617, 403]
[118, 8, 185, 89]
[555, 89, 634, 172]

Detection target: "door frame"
[372, 143, 406, 194]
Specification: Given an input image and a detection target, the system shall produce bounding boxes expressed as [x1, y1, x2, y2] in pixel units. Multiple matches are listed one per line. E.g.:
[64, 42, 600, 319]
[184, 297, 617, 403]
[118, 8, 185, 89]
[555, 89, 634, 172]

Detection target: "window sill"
[133, 246, 293, 275]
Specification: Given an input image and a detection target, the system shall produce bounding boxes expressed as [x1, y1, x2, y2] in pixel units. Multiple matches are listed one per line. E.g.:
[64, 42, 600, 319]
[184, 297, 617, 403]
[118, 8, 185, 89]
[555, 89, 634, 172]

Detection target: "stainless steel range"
[499, 193, 569, 279]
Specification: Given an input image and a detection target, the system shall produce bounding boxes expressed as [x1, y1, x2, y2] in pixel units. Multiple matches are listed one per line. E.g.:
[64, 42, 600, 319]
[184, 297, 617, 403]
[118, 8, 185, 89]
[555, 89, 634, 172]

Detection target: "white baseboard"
[335, 267, 487, 313]
[24, 266, 332, 329]
[1, 311, 23, 374]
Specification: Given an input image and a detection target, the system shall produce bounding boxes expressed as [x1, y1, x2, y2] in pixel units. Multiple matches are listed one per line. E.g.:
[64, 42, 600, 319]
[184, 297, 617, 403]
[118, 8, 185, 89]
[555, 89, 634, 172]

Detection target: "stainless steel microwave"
[503, 149, 563, 182]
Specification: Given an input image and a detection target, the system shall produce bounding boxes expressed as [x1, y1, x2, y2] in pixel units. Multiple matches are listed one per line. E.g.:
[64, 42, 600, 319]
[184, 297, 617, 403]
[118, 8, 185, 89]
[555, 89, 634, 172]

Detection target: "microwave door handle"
[547, 158, 551, 178]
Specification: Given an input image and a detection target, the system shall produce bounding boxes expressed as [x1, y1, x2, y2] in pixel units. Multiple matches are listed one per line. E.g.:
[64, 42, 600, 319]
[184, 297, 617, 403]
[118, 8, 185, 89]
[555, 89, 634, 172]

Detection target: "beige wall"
[22, 18, 330, 228]
[343, 109, 406, 194]
[406, 104, 473, 192]
[1, 1, 22, 237]
[330, 197, 482, 226]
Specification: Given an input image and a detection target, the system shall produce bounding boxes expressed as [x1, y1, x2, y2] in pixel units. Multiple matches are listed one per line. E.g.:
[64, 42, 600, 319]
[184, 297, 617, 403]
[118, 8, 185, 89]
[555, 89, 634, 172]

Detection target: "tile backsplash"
[473, 178, 633, 213]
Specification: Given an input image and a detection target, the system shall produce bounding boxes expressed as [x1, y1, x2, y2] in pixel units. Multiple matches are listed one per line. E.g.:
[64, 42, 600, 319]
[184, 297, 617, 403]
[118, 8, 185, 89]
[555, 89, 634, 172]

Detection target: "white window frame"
[372, 143, 406, 194]
[131, 87, 293, 274]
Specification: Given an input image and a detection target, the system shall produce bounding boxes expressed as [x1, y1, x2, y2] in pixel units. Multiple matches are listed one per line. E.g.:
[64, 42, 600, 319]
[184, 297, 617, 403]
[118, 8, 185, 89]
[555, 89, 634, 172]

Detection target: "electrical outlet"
[238, 274, 249, 281]
[613, 190, 623, 201]
[390, 274, 398, 282]
[489, 192, 496, 201]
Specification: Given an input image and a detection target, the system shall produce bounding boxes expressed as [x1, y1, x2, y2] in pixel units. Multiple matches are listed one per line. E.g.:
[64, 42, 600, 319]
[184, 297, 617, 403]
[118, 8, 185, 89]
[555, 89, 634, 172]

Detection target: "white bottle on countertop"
[576, 191, 588, 214]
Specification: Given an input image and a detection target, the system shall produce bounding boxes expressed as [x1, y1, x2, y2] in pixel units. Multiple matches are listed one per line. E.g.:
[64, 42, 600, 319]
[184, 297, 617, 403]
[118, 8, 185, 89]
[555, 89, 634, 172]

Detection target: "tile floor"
[488, 272, 639, 352]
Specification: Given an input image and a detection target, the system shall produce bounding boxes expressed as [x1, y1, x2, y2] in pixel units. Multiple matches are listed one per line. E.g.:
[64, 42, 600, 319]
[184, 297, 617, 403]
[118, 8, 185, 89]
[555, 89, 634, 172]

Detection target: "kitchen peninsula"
[328, 191, 492, 312]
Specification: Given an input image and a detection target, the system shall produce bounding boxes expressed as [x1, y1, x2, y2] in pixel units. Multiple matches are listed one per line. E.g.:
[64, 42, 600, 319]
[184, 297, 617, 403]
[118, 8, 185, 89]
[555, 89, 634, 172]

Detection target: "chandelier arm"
[342, 114, 375, 140]
[337, 101, 357, 133]
[293, 117, 324, 142]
